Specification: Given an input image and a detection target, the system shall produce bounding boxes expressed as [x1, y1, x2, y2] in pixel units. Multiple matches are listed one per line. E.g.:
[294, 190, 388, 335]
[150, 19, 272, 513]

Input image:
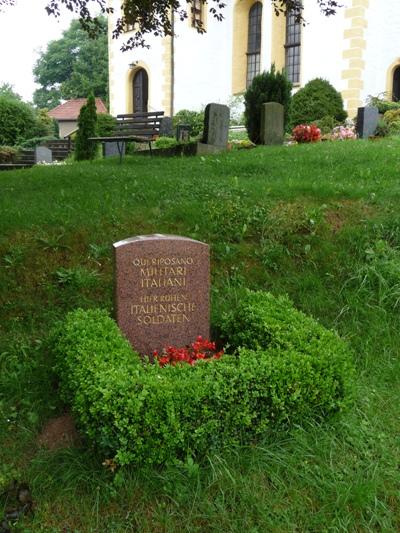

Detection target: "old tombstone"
[35, 146, 52, 164]
[103, 141, 125, 158]
[176, 124, 191, 142]
[356, 106, 379, 139]
[260, 102, 284, 145]
[197, 103, 230, 154]
[114, 234, 210, 355]
[160, 116, 174, 137]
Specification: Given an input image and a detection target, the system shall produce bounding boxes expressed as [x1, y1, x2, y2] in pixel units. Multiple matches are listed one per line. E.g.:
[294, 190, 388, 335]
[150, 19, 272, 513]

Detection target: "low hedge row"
[53, 293, 353, 466]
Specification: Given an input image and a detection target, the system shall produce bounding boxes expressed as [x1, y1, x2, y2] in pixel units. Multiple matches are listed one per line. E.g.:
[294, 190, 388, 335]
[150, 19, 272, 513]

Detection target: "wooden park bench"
[89, 111, 164, 163]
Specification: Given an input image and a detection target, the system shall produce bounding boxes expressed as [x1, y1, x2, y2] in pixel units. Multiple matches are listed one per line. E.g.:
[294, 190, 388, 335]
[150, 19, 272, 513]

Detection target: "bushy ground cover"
[1, 140, 400, 531]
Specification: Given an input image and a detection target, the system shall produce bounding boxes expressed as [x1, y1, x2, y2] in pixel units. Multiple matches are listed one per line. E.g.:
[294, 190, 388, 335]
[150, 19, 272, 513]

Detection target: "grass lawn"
[0, 139, 399, 532]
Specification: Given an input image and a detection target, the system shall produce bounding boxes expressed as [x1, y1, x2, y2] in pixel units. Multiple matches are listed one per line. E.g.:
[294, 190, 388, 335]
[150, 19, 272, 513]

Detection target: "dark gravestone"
[176, 124, 191, 142]
[103, 141, 125, 158]
[201, 103, 230, 147]
[35, 146, 52, 164]
[160, 116, 174, 137]
[260, 102, 284, 145]
[114, 234, 210, 355]
[356, 107, 379, 139]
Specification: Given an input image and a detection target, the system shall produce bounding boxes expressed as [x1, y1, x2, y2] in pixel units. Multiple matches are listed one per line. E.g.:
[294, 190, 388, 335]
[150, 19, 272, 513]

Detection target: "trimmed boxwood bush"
[290, 78, 347, 127]
[53, 295, 353, 467]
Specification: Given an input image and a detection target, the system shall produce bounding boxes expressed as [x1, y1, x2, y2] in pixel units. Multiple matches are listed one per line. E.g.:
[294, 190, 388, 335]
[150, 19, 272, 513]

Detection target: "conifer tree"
[74, 93, 97, 161]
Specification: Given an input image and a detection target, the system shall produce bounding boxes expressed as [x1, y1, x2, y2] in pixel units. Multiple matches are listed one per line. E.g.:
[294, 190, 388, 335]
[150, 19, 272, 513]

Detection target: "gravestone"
[176, 124, 191, 142]
[260, 102, 284, 145]
[202, 103, 230, 147]
[356, 106, 379, 139]
[160, 116, 174, 137]
[114, 234, 209, 355]
[35, 146, 52, 164]
[103, 141, 125, 158]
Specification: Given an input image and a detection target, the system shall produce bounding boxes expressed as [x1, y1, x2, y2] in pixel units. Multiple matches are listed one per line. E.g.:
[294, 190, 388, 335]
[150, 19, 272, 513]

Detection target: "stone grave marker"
[103, 141, 125, 158]
[35, 146, 52, 164]
[356, 106, 379, 139]
[260, 102, 284, 145]
[114, 234, 209, 355]
[198, 103, 230, 154]
[159, 116, 174, 137]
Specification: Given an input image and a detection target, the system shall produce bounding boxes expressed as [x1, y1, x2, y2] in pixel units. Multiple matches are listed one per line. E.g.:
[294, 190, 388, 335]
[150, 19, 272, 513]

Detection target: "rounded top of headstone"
[113, 234, 208, 248]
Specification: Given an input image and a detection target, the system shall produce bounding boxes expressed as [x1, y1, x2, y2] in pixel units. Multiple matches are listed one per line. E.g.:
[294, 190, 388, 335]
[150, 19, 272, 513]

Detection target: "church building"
[107, 0, 400, 120]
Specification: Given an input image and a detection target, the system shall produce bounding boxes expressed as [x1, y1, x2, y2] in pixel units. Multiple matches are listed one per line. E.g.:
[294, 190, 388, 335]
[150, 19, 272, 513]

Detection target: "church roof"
[48, 98, 107, 120]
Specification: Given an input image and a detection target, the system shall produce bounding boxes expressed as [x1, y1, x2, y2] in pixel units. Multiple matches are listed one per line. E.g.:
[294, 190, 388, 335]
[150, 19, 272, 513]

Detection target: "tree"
[33, 18, 108, 109]
[74, 93, 97, 161]
[0, 1, 340, 51]
[0, 83, 22, 100]
[0, 97, 37, 145]
[244, 65, 292, 144]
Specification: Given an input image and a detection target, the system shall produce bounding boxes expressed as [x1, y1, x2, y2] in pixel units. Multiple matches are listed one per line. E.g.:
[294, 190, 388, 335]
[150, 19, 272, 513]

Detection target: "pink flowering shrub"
[292, 124, 321, 143]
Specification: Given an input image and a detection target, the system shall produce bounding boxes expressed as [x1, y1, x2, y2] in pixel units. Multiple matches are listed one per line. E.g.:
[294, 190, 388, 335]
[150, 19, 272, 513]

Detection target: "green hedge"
[290, 78, 347, 127]
[53, 297, 353, 466]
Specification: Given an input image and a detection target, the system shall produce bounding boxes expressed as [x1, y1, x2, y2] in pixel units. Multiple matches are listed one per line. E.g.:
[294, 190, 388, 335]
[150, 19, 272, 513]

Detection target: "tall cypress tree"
[74, 93, 97, 161]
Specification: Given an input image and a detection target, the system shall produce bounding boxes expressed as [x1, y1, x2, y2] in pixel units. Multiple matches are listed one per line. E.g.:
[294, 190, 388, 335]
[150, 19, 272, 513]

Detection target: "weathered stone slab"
[196, 142, 226, 155]
[35, 146, 52, 164]
[202, 103, 230, 147]
[160, 116, 174, 137]
[176, 124, 191, 142]
[260, 102, 284, 145]
[114, 234, 209, 355]
[356, 106, 379, 139]
[103, 141, 125, 158]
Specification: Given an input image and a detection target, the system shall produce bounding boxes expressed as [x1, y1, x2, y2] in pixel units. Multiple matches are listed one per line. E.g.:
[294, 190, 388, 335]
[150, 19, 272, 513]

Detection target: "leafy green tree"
[33, 18, 108, 109]
[0, 83, 21, 100]
[74, 93, 97, 161]
[0, 97, 37, 145]
[244, 65, 292, 144]
[1, 1, 340, 50]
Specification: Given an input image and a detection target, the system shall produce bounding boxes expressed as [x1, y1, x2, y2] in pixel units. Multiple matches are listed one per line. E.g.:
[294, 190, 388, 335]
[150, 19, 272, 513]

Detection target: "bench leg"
[117, 141, 125, 163]
[149, 141, 152, 156]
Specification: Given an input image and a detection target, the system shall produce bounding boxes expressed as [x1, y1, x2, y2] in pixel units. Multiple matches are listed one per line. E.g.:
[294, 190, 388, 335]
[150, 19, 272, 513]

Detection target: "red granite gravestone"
[114, 234, 210, 355]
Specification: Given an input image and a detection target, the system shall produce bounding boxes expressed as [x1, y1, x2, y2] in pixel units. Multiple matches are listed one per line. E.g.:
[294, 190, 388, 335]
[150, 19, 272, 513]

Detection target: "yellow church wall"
[341, 0, 370, 118]
[232, 0, 262, 95]
[270, 7, 286, 72]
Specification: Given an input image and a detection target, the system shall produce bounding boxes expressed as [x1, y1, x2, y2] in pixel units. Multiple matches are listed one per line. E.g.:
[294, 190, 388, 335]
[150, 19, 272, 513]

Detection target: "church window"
[246, 2, 262, 88]
[285, 11, 301, 84]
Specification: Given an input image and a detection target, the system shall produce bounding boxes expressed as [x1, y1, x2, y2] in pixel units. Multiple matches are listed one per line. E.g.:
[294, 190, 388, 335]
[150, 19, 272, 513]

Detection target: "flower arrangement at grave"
[292, 124, 321, 143]
[331, 125, 357, 140]
[153, 336, 223, 366]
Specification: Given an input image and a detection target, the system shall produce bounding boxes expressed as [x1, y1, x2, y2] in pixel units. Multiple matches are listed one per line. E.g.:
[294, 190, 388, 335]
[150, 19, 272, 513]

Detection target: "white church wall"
[172, 8, 233, 112]
[108, 3, 164, 115]
[301, 1, 347, 92]
[363, 0, 400, 104]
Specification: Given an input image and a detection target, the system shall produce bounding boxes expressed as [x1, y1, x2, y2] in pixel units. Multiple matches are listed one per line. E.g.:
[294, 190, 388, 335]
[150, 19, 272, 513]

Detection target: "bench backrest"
[115, 111, 164, 139]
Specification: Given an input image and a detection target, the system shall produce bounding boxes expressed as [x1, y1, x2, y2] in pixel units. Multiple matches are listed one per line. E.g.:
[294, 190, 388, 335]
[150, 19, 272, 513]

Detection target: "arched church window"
[392, 66, 400, 101]
[246, 2, 262, 88]
[285, 11, 301, 84]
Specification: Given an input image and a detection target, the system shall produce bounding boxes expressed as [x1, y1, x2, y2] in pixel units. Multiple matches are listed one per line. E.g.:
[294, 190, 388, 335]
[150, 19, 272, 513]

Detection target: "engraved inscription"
[131, 255, 196, 326]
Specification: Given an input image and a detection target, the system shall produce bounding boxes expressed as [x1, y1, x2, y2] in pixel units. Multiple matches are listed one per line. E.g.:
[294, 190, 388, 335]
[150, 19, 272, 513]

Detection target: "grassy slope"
[0, 140, 399, 531]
